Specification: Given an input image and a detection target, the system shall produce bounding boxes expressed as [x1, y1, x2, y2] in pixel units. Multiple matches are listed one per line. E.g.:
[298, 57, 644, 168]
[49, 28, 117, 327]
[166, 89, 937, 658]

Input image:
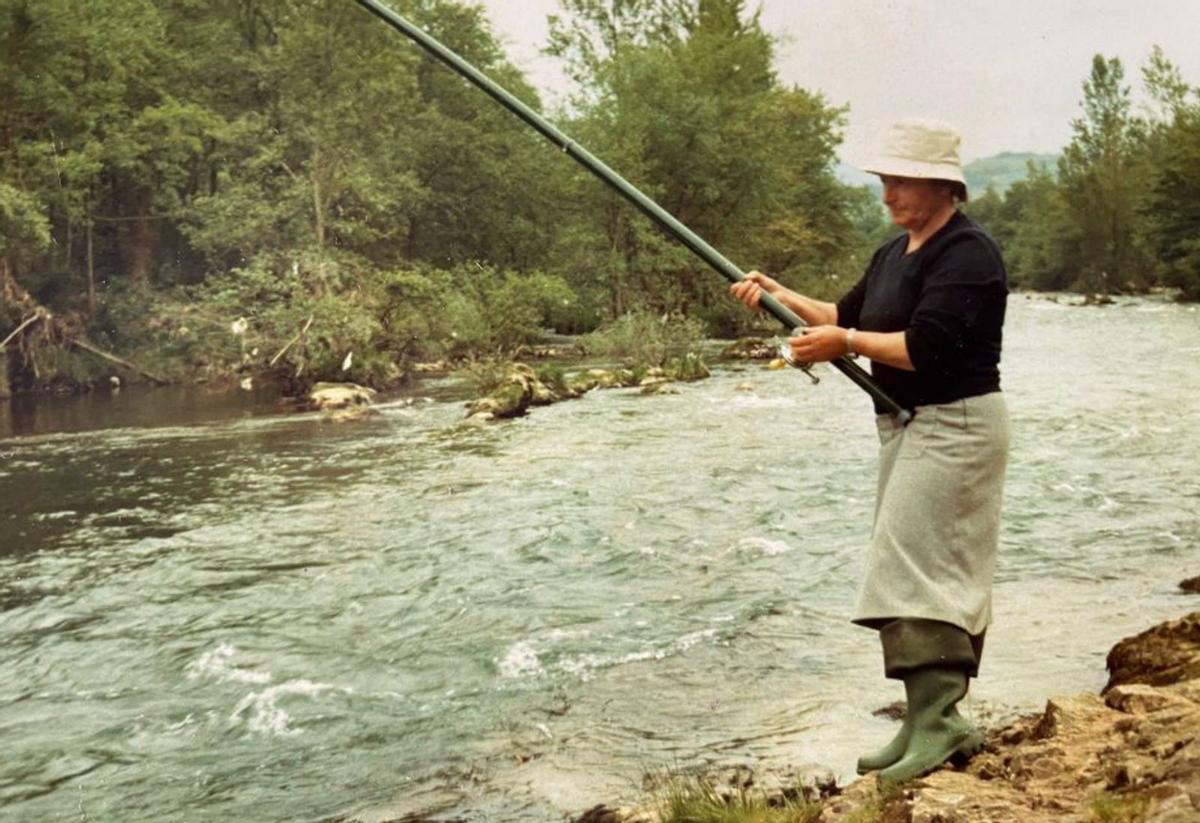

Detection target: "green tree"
[547, 0, 859, 330]
[1003, 164, 1073, 290]
[1056, 55, 1152, 293]
[1138, 47, 1200, 298]
[1141, 98, 1200, 297]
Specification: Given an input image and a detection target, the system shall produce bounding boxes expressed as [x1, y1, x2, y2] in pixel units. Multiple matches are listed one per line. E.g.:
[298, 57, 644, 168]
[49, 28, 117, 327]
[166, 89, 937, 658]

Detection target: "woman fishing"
[730, 118, 1010, 784]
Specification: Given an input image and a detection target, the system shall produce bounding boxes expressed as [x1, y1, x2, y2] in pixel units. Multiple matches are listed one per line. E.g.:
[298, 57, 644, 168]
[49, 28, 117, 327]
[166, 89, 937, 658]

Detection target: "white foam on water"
[187, 643, 272, 685]
[165, 714, 195, 732]
[33, 510, 78, 522]
[555, 628, 721, 681]
[737, 536, 793, 556]
[230, 679, 334, 736]
[497, 640, 543, 678]
[187, 644, 342, 736]
[677, 628, 718, 650]
[557, 648, 665, 680]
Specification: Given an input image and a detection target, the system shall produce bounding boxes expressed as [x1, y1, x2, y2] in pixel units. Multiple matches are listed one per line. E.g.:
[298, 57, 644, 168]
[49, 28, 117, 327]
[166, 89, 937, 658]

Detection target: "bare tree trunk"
[311, 147, 330, 297]
[312, 147, 325, 250]
[125, 186, 158, 282]
[70, 338, 169, 385]
[0, 348, 9, 399]
[87, 219, 96, 315]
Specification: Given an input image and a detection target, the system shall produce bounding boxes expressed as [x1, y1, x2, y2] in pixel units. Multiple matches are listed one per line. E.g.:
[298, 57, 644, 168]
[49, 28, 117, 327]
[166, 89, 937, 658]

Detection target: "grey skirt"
[852, 392, 1010, 636]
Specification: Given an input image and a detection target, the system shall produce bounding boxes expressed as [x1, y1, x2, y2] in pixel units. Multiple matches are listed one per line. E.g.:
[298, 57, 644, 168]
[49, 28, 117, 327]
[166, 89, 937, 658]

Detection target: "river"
[1, 294, 1198, 821]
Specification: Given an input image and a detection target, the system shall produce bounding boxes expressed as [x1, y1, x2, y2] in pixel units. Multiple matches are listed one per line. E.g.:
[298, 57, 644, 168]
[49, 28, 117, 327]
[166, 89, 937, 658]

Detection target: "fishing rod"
[353, 0, 911, 422]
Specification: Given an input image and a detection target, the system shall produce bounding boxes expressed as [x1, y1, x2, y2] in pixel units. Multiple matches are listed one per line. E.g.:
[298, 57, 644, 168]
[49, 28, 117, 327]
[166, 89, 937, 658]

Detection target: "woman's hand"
[787, 325, 849, 363]
[729, 270, 781, 312]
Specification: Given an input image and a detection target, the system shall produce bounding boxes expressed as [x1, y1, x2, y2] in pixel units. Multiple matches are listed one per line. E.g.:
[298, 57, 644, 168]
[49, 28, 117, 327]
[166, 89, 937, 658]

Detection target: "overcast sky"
[475, 0, 1200, 163]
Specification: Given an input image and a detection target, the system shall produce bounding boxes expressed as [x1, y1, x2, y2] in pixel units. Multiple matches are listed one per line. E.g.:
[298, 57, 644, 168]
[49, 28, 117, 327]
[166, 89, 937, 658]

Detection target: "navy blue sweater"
[836, 211, 1008, 413]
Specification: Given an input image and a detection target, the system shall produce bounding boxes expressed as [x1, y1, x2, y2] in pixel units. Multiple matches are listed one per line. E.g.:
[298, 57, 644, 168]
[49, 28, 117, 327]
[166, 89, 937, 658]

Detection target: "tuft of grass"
[654, 774, 821, 823]
[1088, 790, 1150, 823]
[533, 363, 570, 395]
[663, 352, 711, 382]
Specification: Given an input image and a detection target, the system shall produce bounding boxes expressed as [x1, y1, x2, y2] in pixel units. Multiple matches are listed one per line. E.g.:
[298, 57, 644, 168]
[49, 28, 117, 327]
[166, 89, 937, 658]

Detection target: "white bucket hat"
[860, 118, 967, 194]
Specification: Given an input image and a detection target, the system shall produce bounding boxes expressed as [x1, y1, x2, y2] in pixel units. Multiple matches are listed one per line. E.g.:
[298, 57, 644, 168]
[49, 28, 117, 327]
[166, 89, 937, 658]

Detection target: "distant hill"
[835, 162, 882, 192]
[836, 152, 1058, 197]
[963, 152, 1057, 195]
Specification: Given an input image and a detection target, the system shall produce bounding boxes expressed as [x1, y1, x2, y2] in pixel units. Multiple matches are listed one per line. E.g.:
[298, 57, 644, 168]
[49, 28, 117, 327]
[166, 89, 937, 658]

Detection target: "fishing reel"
[778, 327, 821, 385]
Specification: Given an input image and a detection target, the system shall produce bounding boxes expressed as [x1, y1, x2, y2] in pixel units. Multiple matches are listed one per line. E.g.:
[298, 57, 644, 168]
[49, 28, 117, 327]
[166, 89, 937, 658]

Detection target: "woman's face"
[878, 175, 948, 231]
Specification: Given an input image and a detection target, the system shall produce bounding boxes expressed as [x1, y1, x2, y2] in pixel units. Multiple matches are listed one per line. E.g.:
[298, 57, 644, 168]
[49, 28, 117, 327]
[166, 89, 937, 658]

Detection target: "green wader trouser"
[856, 618, 986, 783]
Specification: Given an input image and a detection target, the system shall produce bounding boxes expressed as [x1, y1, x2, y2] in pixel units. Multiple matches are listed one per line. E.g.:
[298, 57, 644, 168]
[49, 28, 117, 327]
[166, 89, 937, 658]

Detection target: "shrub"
[1088, 790, 1150, 823]
[580, 311, 706, 366]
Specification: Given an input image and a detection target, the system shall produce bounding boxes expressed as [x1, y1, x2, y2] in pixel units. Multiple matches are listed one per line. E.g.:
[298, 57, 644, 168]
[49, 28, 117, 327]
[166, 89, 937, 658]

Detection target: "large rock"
[307, 382, 376, 410]
[1105, 612, 1200, 692]
[466, 363, 558, 420]
[466, 359, 712, 421]
[721, 337, 776, 360]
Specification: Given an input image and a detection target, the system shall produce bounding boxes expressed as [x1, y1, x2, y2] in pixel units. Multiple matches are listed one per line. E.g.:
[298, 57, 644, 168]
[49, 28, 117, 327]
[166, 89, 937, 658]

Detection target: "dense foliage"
[966, 48, 1200, 298]
[0, 0, 886, 390]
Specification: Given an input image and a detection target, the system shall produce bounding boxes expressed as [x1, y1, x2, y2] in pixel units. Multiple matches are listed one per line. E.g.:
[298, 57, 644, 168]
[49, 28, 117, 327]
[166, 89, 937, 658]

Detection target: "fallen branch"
[269, 314, 315, 367]
[0, 310, 46, 349]
[69, 338, 170, 385]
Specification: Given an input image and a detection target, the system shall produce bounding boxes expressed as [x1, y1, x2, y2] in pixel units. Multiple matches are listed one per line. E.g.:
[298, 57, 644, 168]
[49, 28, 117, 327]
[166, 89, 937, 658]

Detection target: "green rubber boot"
[856, 715, 912, 774]
[876, 666, 984, 785]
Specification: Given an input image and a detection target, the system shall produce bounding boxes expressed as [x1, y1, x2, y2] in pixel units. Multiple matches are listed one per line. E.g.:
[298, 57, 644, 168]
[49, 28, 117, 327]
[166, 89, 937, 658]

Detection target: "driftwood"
[2, 260, 171, 387]
[269, 314, 315, 367]
[0, 310, 46, 349]
[69, 338, 170, 385]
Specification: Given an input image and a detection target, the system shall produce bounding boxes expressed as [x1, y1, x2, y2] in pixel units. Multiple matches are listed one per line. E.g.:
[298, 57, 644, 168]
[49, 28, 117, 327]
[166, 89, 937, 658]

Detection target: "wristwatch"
[845, 327, 859, 359]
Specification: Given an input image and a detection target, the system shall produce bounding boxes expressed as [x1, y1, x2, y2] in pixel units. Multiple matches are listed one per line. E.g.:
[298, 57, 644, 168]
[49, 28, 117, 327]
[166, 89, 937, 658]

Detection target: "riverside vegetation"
[4, 2, 1200, 397]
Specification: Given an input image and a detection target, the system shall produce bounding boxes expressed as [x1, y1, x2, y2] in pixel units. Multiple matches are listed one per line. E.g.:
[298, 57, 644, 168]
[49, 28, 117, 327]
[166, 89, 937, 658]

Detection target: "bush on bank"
[23, 261, 586, 394]
[579, 310, 707, 366]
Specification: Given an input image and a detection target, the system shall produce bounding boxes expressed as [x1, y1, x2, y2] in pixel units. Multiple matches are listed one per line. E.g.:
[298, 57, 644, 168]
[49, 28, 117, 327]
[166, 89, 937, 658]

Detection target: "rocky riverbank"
[464, 355, 711, 421]
[574, 588, 1200, 822]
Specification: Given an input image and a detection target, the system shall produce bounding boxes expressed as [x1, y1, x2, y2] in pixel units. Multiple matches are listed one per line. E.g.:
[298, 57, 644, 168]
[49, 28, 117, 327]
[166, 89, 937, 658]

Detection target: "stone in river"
[308, 382, 376, 411]
[1104, 611, 1200, 692]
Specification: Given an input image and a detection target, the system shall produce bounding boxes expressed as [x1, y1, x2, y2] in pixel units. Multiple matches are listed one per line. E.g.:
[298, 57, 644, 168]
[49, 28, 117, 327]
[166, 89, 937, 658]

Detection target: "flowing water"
[1, 295, 1198, 821]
